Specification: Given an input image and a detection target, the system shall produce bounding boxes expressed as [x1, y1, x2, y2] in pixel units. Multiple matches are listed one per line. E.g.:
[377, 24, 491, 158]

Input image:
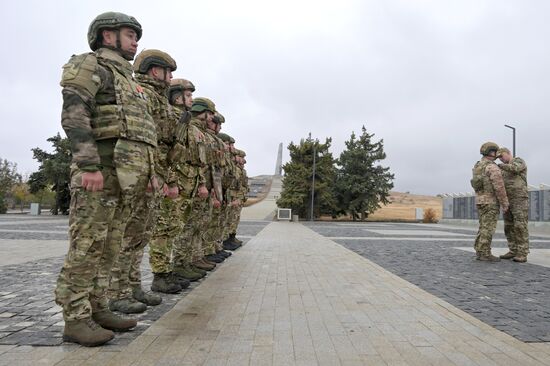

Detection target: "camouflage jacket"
[60, 48, 156, 171]
[499, 157, 528, 199]
[472, 157, 509, 207]
[224, 152, 239, 202]
[169, 116, 207, 196]
[240, 167, 249, 201]
[134, 74, 177, 185]
[204, 129, 226, 201]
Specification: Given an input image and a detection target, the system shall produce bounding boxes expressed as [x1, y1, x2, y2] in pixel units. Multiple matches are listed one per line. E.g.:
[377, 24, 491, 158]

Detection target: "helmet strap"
[115, 29, 122, 50]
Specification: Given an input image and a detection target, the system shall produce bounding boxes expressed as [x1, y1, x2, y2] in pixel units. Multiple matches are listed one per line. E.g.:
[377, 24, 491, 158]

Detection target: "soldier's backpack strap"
[60, 53, 101, 97]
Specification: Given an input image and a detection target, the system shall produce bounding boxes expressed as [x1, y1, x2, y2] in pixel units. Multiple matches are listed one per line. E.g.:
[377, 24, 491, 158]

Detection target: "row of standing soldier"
[472, 142, 529, 263]
[54, 12, 249, 347]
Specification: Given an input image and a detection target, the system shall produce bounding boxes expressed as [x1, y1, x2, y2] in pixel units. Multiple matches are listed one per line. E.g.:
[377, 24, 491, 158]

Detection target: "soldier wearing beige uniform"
[55, 12, 156, 346]
[471, 142, 509, 262]
[497, 147, 530, 263]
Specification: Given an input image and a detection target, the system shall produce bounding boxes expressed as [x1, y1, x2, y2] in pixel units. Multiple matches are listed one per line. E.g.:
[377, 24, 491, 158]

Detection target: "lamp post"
[504, 124, 516, 157]
[310, 143, 317, 221]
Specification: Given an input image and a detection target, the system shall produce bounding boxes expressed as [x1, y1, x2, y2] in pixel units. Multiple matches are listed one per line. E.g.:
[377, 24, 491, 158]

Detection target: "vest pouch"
[92, 104, 124, 140]
[470, 176, 483, 192]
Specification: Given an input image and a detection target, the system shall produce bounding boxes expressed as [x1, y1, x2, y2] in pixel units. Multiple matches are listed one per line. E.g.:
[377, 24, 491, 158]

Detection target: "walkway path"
[4, 222, 548, 365]
[240, 176, 281, 221]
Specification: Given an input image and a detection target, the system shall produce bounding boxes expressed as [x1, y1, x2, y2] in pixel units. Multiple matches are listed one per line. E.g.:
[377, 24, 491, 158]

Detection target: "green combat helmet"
[87, 12, 142, 51]
[191, 97, 217, 114]
[480, 142, 499, 156]
[213, 112, 225, 124]
[217, 133, 235, 144]
[133, 49, 177, 74]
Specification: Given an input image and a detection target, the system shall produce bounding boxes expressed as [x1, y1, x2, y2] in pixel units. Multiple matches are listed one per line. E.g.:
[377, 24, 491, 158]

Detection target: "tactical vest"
[471, 159, 496, 200]
[501, 158, 528, 198]
[135, 75, 175, 145]
[91, 50, 157, 147]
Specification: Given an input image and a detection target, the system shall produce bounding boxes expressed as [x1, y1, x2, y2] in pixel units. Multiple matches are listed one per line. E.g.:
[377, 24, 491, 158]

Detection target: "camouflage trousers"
[108, 190, 158, 300]
[204, 204, 226, 254]
[149, 195, 191, 273]
[474, 203, 499, 256]
[55, 140, 154, 321]
[503, 199, 530, 256]
[173, 197, 211, 265]
[226, 204, 242, 236]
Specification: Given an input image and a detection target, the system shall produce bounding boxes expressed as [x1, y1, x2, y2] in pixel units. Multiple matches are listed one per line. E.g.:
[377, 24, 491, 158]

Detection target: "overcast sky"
[1, 0, 548, 195]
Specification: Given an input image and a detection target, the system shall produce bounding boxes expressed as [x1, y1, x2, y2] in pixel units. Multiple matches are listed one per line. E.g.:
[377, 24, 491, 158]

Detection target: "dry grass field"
[318, 191, 443, 222]
[367, 191, 442, 221]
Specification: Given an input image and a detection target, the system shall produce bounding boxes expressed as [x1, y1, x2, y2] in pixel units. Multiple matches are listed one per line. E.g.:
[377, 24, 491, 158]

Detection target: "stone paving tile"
[2, 220, 549, 365]
[305, 222, 550, 343]
[41, 222, 547, 365]
[0, 218, 268, 347]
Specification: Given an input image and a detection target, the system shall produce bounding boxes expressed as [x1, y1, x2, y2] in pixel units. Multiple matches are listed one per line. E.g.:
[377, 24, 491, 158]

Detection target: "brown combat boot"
[63, 318, 114, 347]
[92, 309, 137, 332]
[499, 251, 516, 260]
[478, 254, 501, 262]
[513, 255, 527, 263]
[194, 258, 215, 271]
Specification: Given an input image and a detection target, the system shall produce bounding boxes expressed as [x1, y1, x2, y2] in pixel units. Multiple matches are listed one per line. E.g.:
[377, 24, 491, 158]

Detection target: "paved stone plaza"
[306, 222, 550, 343]
[0, 214, 550, 364]
[0, 214, 268, 348]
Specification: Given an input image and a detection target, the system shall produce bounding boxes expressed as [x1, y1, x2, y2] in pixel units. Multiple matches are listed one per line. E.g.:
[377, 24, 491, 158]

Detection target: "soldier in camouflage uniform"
[217, 133, 244, 251]
[229, 145, 249, 248]
[55, 12, 157, 346]
[497, 147, 530, 263]
[471, 142, 510, 262]
[231, 148, 249, 245]
[164, 79, 209, 283]
[107, 49, 180, 312]
[172, 98, 217, 272]
[202, 113, 232, 262]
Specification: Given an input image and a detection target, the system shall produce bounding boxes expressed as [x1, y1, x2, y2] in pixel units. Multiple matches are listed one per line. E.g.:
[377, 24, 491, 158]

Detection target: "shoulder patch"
[60, 53, 100, 97]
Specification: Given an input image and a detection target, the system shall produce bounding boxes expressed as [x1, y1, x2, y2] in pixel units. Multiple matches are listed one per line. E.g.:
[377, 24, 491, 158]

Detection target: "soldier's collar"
[135, 74, 169, 93]
[96, 48, 133, 74]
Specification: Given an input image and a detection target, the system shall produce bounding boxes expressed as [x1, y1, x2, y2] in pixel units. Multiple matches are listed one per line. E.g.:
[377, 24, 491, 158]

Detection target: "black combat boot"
[205, 254, 224, 263]
[223, 240, 240, 251]
[151, 272, 182, 294]
[216, 250, 231, 258]
[170, 272, 191, 289]
[229, 233, 243, 245]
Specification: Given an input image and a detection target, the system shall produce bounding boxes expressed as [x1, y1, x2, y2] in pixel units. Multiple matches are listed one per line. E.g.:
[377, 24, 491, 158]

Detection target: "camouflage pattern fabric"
[148, 196, 182, 273]
[55, 46, 156, 321]
[471, 157, 509, 257]
[129, 73, 179, 277]
[472, 157, 509, 207]
[500, 157, 530, 256]
[56, 140, 153, 321]
[201, 129, 225, 252]
[160, 116, 209, 267]
[474, 204, 500, 256]
[108, 190, 158, 300]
